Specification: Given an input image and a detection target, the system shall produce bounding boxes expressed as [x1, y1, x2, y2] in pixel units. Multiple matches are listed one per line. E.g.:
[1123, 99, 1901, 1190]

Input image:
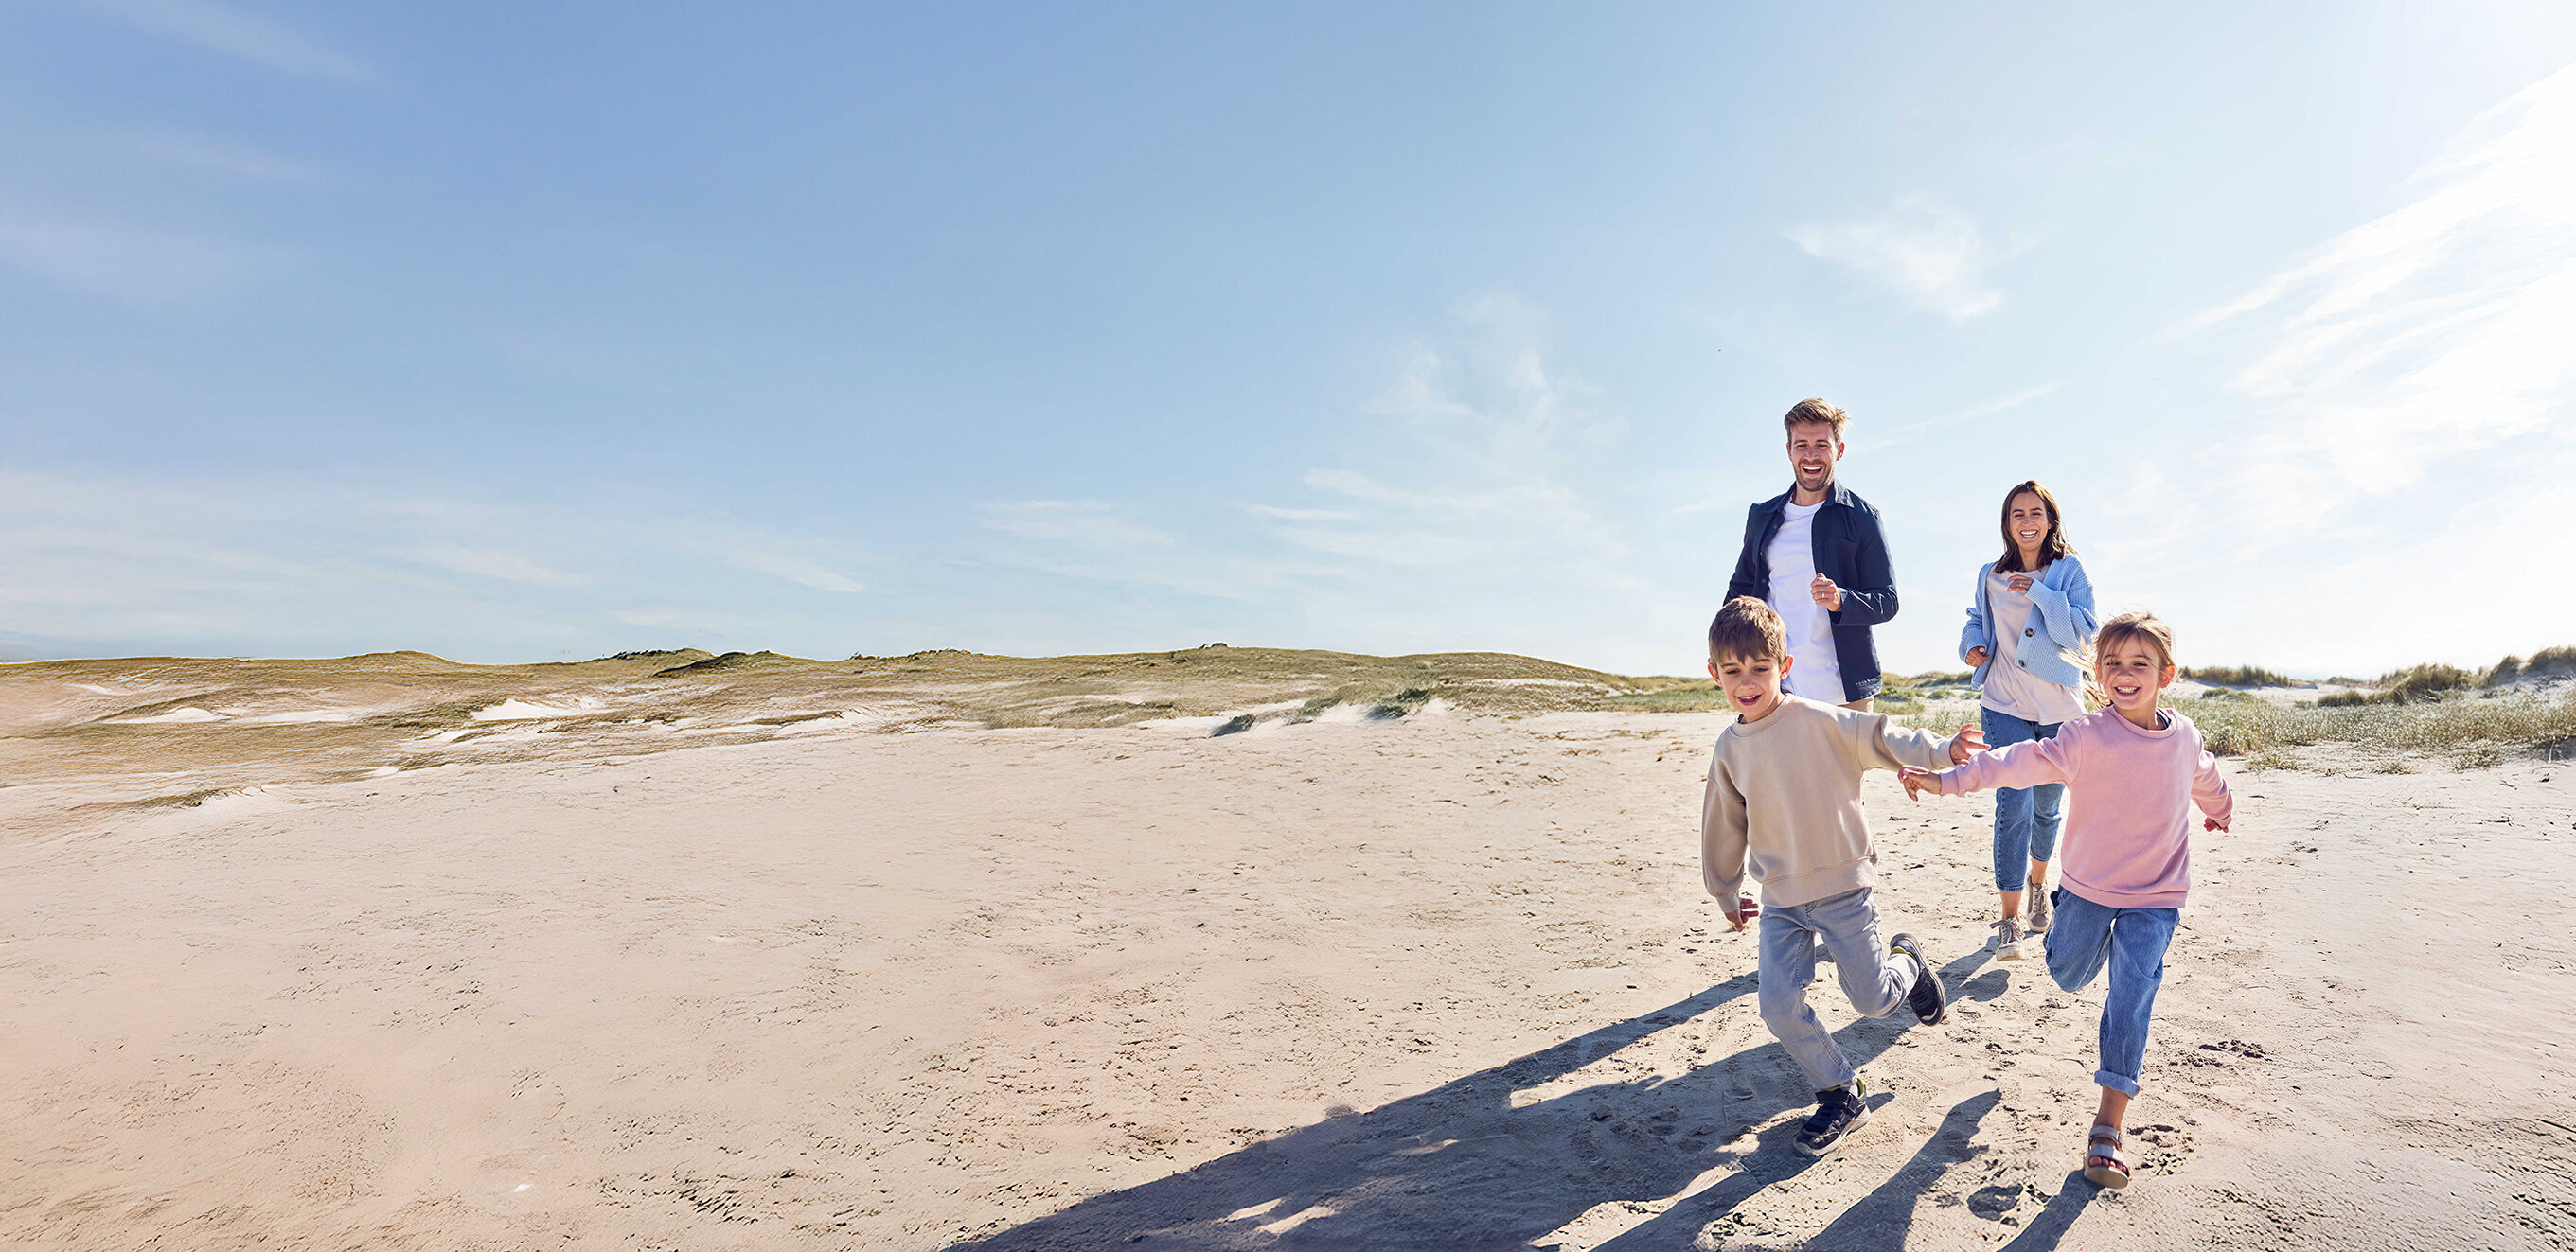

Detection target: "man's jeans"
[1757, 887, 1919, 1091]
[2042, 888, 2178, 1096]
[1979, 706, 2064, 891]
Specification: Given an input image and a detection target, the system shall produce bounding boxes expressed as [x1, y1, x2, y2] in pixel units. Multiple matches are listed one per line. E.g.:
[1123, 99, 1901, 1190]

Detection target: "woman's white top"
[1980, 567, 2086, 725]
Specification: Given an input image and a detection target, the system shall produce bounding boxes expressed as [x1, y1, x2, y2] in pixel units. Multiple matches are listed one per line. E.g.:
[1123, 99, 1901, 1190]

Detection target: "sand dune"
[1, 654, 2570, 1248]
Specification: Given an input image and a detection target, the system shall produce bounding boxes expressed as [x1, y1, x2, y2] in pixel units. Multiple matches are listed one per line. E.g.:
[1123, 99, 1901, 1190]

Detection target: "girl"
[1957, 481, 2097, 961]
[1902, 612, 2232, 1189]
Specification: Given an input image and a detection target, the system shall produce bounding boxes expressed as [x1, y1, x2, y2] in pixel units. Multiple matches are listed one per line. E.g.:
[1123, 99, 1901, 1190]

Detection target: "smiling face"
[1785, 421, 1843, 499]
[2094, 636, 2176, 728]
[2006, 490, 2053, 561]
[1709, 648, 1793, 722]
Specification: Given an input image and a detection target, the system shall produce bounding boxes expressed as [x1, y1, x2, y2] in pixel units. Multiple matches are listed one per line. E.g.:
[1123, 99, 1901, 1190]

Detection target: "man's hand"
[1947, 724, 1986, 765]
[2204, 816, 2230, 833]
[1724, 895, 1760, 932]
[2006, 573, 2034, 593]
[1964, 645, 1990, 668]
[1810, 573, 1843, 612]
[1899, 767, 1943, 802]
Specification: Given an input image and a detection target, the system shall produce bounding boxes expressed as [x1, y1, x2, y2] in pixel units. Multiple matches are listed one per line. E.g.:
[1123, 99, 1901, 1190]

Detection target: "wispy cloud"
[411, 544, 584, 587]
[0, 467, 874, 659]
[80, 0, 371, 81]
[1787, 198, 2006, 320]
[1853, 383, 2062, 456]
[966, 300, 1658, 659]
[983, 500, 1177, 551]
[128, 132, 323, 182]
[0, 216, 275, 302]
[2190, 62, 2576, 531]
[724, 550, 864, 593]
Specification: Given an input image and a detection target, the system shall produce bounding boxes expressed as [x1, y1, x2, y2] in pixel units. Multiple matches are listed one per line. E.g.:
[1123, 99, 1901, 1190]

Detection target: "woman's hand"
[2006, 573, 2034, 593]
[1964, 645, 1990, 668]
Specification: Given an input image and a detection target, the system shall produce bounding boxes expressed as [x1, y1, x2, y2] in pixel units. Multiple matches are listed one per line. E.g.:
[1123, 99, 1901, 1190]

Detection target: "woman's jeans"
[2043, 888, 2178, 1096]
[1980, 706, 2064, 891]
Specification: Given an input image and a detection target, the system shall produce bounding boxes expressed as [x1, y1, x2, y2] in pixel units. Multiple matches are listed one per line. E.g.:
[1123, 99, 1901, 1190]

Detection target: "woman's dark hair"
[1996, 480, 2074, 573]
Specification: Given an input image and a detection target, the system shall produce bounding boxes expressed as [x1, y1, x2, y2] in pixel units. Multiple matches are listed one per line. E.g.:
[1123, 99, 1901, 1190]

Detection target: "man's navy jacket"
[1723, 480, 1898, 704]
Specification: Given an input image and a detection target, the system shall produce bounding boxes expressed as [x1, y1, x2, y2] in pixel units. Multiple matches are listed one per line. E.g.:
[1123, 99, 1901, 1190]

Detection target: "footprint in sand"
[2125, 1122, 2196, 1173]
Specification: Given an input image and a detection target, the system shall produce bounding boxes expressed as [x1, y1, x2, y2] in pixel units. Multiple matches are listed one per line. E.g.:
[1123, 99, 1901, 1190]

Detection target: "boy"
[1699, 595, 1980, 1155]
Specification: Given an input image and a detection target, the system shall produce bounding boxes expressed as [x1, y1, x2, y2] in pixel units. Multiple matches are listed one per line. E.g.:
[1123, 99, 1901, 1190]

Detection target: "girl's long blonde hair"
[2085, 610, 2176, 709]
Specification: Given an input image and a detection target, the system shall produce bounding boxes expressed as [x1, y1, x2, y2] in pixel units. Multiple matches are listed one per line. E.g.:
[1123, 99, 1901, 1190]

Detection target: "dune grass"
[2185, 664, 2298, 688]
[2152, 689, 2571, 767]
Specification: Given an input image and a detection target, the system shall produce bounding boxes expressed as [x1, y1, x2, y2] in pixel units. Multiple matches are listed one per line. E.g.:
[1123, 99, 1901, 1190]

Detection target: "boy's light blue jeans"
[1979, 706, 2064, 891]
[2042, 888, 2178, 1096]
[1756, 887, 1921, 1092]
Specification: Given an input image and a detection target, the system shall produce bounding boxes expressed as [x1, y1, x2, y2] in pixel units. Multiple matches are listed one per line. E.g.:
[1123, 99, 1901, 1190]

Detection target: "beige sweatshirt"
[1700, 696, 1956, 908]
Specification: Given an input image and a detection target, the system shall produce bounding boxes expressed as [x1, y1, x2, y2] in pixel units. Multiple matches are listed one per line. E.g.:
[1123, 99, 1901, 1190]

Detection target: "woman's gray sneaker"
[1794, 1076, 1871, 1157]
[2026, 888, 2052, 933]
[1989, 917, 2025, 961]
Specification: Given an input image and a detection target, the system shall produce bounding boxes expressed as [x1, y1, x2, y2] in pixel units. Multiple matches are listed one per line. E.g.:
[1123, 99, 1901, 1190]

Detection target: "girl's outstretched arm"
[2192, 746, 2234, 831]
[1918, 733, 2075, 800]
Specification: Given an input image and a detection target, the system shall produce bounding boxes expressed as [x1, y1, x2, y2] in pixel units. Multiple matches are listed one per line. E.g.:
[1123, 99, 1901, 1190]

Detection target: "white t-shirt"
[1765, 500, 1845, 703]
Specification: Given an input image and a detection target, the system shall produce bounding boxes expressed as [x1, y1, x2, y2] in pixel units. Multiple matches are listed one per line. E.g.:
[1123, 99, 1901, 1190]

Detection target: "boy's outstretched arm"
[1847, 711, 1979, 774]
[1946, 724, 1985, 764]
[1700, 759, 1753, 932]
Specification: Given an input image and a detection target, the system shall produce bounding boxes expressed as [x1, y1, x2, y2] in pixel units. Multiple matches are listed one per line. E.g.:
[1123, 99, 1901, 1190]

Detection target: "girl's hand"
[2006, 573, 2034, 593]
[2204, 816, 2230, 832]
[1947, 725, 1985, 764]
[1899, 767, 1942, 801]
[1965, 645, 1990, 668]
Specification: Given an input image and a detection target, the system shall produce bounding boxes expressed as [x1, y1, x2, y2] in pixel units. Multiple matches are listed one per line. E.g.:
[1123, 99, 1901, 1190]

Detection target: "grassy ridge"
[2182, 688, 2576, 767]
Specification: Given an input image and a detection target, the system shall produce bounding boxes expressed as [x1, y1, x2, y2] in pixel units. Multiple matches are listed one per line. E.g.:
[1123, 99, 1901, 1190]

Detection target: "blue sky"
[4, 2, 2573, 677]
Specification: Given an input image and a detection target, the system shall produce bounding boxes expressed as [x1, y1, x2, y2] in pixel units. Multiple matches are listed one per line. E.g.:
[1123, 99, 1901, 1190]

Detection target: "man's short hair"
[1783, 397, 1850, 439]
[1708, 595, 1789, 661]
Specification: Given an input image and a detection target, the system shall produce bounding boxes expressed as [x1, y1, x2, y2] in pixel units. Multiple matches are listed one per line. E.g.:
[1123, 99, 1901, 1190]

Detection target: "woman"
[1958, 480, 2097, 960]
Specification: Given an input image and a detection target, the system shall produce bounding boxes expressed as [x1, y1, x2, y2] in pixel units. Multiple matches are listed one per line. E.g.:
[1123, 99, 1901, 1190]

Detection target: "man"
[1724, 398, 1897, 712]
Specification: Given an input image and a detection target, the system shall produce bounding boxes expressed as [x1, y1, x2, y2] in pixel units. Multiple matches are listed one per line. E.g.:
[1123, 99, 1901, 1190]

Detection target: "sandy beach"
[4, 657, 2573, 1250]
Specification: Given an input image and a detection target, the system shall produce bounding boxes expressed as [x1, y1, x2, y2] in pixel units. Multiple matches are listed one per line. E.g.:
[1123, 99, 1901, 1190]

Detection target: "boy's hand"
[2204, 816, 2230, 832]
[1947, 724, 1985, 765]
[1724, 895, 1759, 932]
[1900, 767, 1943, 802]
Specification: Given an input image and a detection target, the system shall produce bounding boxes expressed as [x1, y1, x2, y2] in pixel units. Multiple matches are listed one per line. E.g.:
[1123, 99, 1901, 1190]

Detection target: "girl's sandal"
[2084, 1125, 2131, 1190]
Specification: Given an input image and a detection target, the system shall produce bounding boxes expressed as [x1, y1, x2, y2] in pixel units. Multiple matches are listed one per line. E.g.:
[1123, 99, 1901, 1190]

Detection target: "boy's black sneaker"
[1889, 933, 1946, 1026]
[1794, 1076, 1871, 1157]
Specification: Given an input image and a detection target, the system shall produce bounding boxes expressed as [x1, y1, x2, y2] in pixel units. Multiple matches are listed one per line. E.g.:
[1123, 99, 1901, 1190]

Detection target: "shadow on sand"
[950, 951, 2082, 1250]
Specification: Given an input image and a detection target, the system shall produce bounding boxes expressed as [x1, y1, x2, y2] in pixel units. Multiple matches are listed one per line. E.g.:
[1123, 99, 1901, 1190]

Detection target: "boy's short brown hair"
[1708, 595, 1789, 661]
[1783, 397, 1850, 439]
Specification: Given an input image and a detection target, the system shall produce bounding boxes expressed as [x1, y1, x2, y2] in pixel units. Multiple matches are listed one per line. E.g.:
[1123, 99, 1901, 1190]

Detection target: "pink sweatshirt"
[1932, 707, 2233, 910]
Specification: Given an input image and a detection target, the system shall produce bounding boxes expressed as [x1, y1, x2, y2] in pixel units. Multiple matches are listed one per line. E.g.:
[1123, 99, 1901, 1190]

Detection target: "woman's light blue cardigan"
[1958, 555, 2098, 691]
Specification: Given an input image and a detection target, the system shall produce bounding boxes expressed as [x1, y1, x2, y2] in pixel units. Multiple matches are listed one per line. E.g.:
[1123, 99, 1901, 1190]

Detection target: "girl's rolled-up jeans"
[1979, 706, 2064, 891]
[2042, 887, 2178, 1096]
